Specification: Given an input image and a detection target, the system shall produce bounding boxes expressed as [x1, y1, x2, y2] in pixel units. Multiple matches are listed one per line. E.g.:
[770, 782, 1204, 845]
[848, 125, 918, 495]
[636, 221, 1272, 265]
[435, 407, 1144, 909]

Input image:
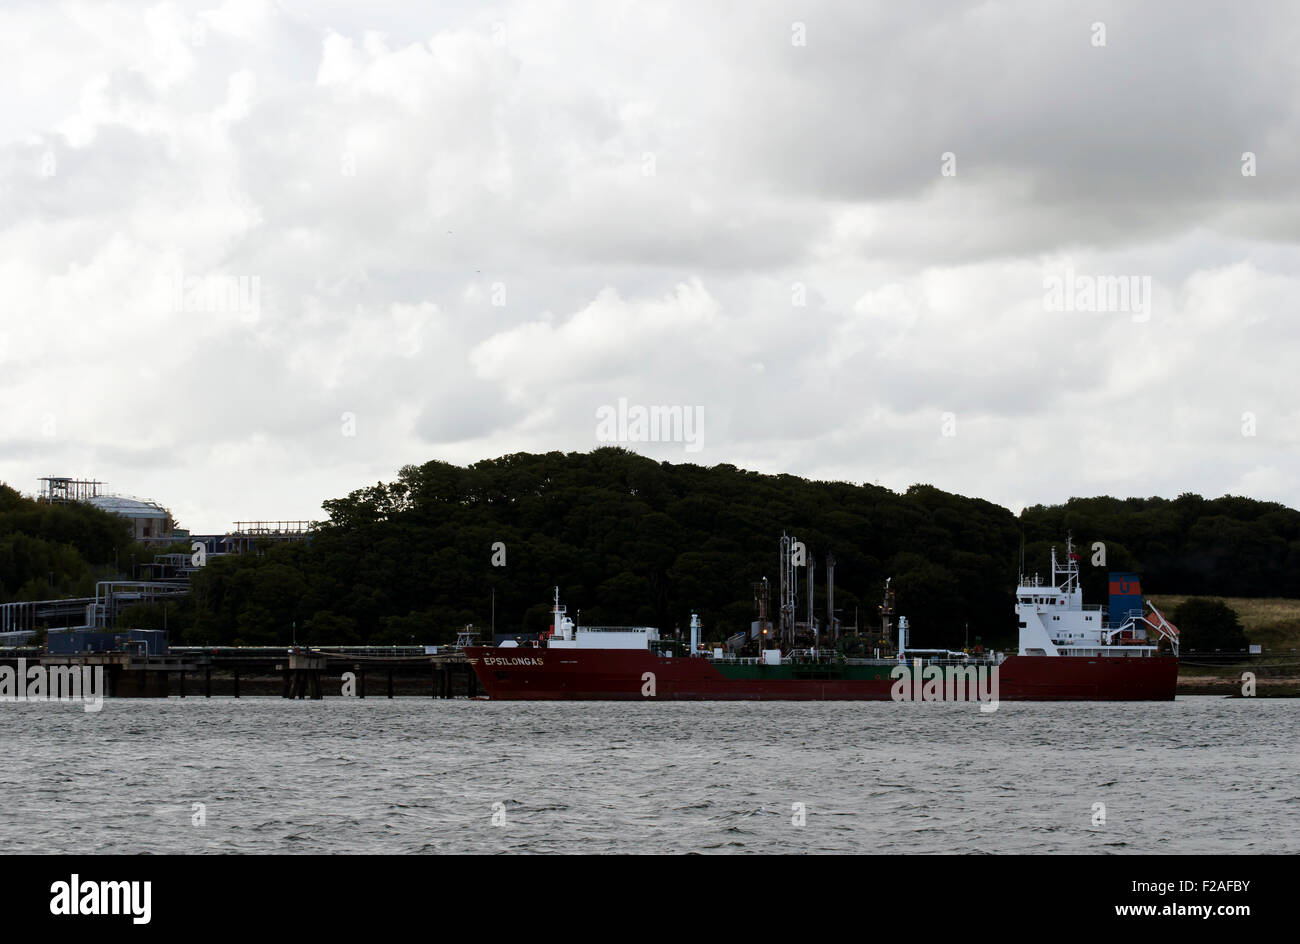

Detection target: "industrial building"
[39, 476, 180, 543]
[85, 495, 176, 541]
[0, 478, 313, 653]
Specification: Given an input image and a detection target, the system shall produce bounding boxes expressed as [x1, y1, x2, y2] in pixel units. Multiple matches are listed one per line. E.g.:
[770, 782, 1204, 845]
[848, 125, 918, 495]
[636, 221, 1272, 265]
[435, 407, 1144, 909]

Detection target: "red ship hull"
[465, 648, 1178, 701]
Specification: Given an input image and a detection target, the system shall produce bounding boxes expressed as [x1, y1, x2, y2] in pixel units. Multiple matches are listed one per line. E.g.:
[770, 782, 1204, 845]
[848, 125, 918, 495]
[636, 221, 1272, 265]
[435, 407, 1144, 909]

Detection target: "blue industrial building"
[46, 629, 168, 656]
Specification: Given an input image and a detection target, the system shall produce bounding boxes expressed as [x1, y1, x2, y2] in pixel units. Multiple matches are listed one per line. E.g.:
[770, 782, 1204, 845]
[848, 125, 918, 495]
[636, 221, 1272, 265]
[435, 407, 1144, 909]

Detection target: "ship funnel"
[1108, 572, 1143, 629]
[689, 612, 701, 656]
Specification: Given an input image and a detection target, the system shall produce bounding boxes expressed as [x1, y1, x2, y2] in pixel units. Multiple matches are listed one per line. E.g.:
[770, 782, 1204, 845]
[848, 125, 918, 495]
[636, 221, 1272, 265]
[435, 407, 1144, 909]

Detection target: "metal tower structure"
[879, 578, 897, 652]
[778, 533, 798, 649]
[807, 554, 816, 647]
[826, 552, 837, 642]
[38, 477, 104, 503]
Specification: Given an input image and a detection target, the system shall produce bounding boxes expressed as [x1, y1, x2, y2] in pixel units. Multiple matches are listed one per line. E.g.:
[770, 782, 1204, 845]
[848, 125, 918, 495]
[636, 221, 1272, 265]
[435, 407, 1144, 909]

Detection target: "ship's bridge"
[542, 588, 660, 651]
[1015, 540, 1168, 657]
[550, 625, 660, 650]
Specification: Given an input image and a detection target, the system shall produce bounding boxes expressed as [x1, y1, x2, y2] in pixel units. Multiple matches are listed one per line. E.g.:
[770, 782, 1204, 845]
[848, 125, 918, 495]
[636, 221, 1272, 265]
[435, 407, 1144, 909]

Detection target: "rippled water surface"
[2, 696, 1296, 853]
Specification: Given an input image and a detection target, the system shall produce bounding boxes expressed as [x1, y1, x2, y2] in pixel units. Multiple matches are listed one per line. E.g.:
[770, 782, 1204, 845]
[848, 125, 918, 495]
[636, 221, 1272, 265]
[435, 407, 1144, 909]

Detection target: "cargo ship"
[465, 536, 1179, 701]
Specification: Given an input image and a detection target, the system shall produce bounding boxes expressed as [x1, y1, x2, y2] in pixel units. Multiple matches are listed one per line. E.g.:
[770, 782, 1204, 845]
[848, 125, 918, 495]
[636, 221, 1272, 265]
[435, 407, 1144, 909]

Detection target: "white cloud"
[2, 0, 1300, 531]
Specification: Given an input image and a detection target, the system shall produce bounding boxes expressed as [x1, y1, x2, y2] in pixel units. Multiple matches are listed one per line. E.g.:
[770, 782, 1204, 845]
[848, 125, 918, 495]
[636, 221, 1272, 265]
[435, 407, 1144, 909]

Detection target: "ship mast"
[552, 586, 573, 642]
[1051, 532, 1081, 594]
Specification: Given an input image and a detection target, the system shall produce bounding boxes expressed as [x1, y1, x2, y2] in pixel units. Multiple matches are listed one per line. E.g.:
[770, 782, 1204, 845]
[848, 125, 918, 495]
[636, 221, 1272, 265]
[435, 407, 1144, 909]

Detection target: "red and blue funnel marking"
[1108, 572, 1143, 628]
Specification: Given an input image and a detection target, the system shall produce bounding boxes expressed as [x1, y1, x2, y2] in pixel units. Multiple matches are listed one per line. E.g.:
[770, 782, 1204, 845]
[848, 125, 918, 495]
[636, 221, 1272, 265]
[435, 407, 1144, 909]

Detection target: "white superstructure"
[543, 587, 660, 651]
[1015, 536, 1179, 657]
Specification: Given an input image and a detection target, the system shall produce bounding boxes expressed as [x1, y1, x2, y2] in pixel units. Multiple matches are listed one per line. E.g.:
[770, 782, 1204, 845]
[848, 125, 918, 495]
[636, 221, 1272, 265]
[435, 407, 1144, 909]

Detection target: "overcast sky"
[2, 0, 1298, 533]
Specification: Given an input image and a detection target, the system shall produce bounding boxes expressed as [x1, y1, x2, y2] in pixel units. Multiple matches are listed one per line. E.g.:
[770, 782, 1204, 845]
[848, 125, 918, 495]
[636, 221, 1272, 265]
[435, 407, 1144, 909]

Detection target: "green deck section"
[713, 661, 901, 681]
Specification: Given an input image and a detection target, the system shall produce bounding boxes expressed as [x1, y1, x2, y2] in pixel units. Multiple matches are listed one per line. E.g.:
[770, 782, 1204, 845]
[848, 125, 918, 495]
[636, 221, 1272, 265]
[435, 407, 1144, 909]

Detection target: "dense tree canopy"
[1018, 492, 1300, 603]
[173, 450, 1300, 650]
[11, 455, 1297, 650]
[0, 483, 139, 602]
[181, 450, 1019, 647]
[1170, 599, 1249, 651]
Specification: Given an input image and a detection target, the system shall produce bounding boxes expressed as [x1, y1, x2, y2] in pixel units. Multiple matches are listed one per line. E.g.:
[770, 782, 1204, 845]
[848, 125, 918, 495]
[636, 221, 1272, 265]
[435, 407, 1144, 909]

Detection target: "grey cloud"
[3, 0, 1300, 530]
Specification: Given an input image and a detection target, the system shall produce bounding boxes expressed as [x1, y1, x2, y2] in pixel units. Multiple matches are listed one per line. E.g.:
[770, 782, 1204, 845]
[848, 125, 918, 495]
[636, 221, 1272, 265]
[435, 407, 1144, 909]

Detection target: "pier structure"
[0, 647, 479, 699]
[283, 652, 327, 699]
[8, 651, 200, 697]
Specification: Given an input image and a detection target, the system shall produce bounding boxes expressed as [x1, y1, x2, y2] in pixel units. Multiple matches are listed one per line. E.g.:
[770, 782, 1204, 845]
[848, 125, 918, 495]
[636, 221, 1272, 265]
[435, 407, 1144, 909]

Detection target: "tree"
[1171, 599, 1248, 651]
[0, 483, 142, 602]
[166, 452, 1300, 649]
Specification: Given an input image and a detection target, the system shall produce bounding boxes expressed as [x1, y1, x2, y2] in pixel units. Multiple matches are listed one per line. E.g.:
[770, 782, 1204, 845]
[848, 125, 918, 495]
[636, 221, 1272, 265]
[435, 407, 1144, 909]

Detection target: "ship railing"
[310, 645, 432, 656]
[709, 652, 1004, 666]
[897, 656, 999, 667]
[788, 648, 841, 660]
